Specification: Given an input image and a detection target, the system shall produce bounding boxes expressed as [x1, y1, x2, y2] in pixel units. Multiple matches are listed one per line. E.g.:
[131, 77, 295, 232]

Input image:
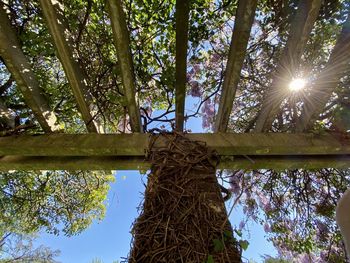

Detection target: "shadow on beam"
[1, 155, 350, 171]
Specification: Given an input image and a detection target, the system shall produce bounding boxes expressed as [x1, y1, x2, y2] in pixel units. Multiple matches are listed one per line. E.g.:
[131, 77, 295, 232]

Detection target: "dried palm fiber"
[128, 131, 242, 263]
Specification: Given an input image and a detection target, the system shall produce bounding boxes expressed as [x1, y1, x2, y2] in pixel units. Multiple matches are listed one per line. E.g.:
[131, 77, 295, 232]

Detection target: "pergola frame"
[1, 133, 350, 170]
[214, 0, 257, 132]
[107, 0, 142, 132]
[0, 0, 350, 171]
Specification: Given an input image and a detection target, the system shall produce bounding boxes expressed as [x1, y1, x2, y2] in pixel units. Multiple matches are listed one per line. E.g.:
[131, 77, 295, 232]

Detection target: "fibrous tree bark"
[129, 132, 241, 263]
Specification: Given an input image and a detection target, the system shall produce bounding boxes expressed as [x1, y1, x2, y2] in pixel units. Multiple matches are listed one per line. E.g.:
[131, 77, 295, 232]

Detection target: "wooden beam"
[39, 0, 99, 133]
[0, 133, 147, 156]
[0, 156, 149, 170]
[296, 13, 350, 132]
[175, 0, 190, 132]
[0, 133, 350, 156]
[214, 0, 257, 132]
[254, 0, 322, 132]
[220, 155, 350, 170]
[1, 155, 350, 171]
[0, 4, 59, 132]
[107, 0, 142, 133]
[1, 133, 350, 170]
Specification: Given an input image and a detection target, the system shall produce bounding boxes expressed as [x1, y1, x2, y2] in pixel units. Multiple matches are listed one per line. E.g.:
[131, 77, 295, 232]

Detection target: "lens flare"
[288, 78, 306, 92]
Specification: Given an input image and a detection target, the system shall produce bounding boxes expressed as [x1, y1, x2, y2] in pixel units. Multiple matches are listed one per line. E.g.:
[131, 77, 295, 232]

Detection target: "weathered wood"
[39, 0, 99, 133]
[0, 156, 149, 170]
[0, 134, 147, 156]
[254, 0, 322, 132]
[296, 13, 350, 132]
[0, 4, 59, 132]
[221, 155, 350, 170]
[1, 155, 350, 171]
[175, 0, 190, 132]
[107, 0, 142, 133]
[1, 133, 350, 156]
[215, 0, 257, 132]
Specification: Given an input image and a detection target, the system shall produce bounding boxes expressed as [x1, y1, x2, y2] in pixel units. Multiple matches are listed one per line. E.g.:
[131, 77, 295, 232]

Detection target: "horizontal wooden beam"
[0, 156, 148, 171]
[218, 155, 350, 170]
[1, 133, 350, 170]
[0, 4, 59, 132]
[1, 155, 350, 171]
[107, 0, 142, 133]
[39, 0, 99, 133]
[0, 133, 147, 156]
[0, 133, 350, 156]
[215, 0, 257, 132]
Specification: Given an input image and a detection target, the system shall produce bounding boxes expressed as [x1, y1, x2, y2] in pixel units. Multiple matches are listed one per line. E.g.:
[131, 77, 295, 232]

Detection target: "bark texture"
[129, 132, 241, 263]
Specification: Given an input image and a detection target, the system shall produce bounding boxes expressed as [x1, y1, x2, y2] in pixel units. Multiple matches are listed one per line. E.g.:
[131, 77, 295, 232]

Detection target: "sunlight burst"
[288, 78, 306, 92]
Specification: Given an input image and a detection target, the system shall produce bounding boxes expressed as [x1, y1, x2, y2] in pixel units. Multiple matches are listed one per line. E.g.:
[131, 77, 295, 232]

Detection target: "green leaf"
[213, 238, 224, 252]
[234, 229, 242, 237]
[224, 230, 233, 239]
[206, 255, 214, 263]
[239, 240, 249, 251]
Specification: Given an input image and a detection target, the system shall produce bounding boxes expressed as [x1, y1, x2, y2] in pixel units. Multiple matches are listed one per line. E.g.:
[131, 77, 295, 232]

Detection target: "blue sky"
[38, 170, 276, 263]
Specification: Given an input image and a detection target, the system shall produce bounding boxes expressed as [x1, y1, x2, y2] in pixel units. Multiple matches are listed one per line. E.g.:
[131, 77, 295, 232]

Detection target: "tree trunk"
[129, 133, 241, 263]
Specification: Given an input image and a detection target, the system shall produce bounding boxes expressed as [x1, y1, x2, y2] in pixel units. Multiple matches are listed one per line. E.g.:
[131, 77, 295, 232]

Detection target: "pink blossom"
[202, 118, 210, 129]
[193, 64, 200, 73]
[298, 253, 311, 263]
[189, 81, 202, 97]
[210, 53, 221, 63]
[186, 72, 192, 82]
[201, 99, 215, 129]
[264, 223, 271, 233]
[239, 221, 245, 230]
[229, 175, 241, 195]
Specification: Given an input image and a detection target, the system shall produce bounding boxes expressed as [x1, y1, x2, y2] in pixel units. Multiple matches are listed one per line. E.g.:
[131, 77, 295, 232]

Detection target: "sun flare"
[288, 78, 306, 92]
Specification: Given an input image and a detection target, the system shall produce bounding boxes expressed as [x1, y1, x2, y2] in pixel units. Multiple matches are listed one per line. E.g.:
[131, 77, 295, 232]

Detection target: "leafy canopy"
[0, 170, 114, 236]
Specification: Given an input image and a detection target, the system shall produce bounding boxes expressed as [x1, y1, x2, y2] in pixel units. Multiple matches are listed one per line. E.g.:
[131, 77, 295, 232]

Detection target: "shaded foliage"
[1, 0, 349, 133]
[0, 170, 113, 236]
[223, 168, 349, 262]
[0, 233, 60, 263]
